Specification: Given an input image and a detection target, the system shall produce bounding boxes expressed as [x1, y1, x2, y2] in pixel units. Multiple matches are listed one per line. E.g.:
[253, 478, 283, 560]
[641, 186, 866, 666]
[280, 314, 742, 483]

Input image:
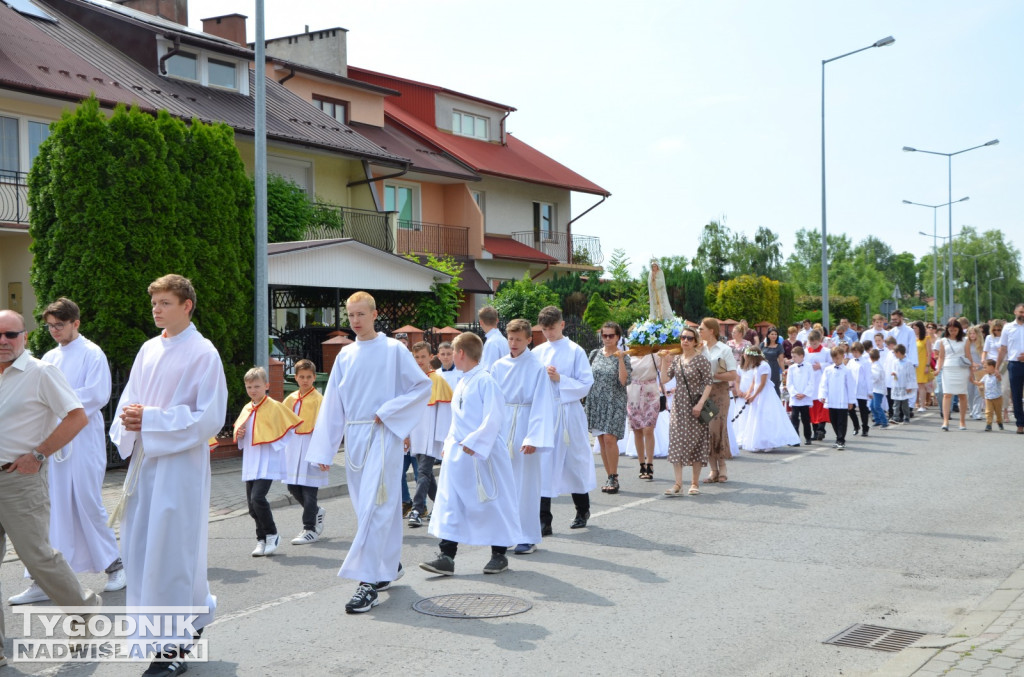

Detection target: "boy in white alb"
[890, 345, 916, 424]
[420, 332, 518, 576]
[848, 342, 872, 438]
[306, 292, 431, 614]
[479, 306, 510, 371]
[819, 347, 856, 450]
[869, 349, 889, 428]
[489, 319, 556, 555]
[532, 306, 595, 532]
[437, 341, 463, 391]
[10, 297, 124, 607]
[803, 330, 831, 441]
[282, 359, 329, 544]
[407, 342, 454, 528]
[235, 367, 301, 557]
[109, 274, 226, 673]
[883, 336, 900, 420]
[786, 346, 814, 445]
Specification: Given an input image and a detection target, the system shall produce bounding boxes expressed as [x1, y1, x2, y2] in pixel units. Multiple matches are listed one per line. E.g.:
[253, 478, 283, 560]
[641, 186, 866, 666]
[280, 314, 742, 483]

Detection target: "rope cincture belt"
[109, 441, 143, 527]
[505, 402, 527, 460]
[346, 419, 389, 505]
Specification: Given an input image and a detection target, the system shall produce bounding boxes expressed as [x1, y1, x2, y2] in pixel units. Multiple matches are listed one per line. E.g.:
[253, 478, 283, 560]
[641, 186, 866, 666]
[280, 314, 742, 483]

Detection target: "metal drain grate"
[824, 624, 928, 652]
[413, 593, 532, 619]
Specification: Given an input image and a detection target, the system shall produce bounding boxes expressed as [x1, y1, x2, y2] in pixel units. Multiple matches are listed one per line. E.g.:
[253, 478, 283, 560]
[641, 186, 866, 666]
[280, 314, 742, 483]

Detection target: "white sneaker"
[291, 530, 318, 545]
[8, 581, 49, 605]
[263, 533, 281, 556]
[104, 568, 127, 592]
[315, 507, 326, 535]
[251, 540, 266, 557]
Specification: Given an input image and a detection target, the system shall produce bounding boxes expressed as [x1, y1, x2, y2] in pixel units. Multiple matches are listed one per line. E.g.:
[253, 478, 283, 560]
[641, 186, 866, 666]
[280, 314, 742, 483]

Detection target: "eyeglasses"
[45, 322, 66, 331]
[601, 334, 617, 339]
[0, 330, 26, 339]
[680, 336, 696, 342]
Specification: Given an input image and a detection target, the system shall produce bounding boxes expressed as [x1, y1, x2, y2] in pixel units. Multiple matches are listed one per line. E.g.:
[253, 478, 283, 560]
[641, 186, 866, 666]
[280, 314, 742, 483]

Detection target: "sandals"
[701, 475, 720, 484]
[664, 483, 682, 496]
[602, 474, 619, 494]
[688, 485, 700, 495]
[638, 463, 653, 480]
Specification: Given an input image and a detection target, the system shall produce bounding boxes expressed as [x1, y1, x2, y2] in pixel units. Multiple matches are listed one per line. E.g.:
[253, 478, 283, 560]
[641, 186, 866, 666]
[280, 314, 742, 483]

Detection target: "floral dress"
[626, 353, 662, 429]
[584, 349, 632, 440]
[667, 353, 713, 465]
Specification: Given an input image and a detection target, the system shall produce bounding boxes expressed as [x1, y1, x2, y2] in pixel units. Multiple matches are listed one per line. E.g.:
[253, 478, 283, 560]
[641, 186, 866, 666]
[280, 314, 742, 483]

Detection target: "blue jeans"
[401, 453, 419, 504]
[1009, 362, 1024, 428]
[871, 393, 888, 426]
[412, 455, 437, 514]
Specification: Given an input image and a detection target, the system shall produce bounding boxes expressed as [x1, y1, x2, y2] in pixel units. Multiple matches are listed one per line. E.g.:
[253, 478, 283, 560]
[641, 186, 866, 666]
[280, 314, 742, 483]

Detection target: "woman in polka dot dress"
[660, 326, 714, 496]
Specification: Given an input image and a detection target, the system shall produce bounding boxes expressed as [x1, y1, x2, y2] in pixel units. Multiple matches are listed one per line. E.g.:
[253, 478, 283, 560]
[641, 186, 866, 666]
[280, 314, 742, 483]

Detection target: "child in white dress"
[736, 348, 799, 452]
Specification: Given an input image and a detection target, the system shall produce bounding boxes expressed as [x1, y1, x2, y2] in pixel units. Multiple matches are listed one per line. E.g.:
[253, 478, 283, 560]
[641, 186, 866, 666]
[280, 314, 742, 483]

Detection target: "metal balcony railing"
[510, 230, 604, 266]
[0, 170, 29, 225]
[305, 204, 394, 252]
[396, 219, 469, 258]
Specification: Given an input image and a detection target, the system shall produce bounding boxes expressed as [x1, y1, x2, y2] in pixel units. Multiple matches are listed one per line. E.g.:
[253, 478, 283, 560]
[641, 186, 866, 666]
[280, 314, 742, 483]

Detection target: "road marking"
[780, 448, 824, 463]
[208, 591, 315, 627]
[589, 495, 663, 519]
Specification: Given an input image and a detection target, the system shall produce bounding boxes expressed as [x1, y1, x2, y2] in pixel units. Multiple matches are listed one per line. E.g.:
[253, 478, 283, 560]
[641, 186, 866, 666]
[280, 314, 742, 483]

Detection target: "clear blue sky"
[189, 1, 1023, 277]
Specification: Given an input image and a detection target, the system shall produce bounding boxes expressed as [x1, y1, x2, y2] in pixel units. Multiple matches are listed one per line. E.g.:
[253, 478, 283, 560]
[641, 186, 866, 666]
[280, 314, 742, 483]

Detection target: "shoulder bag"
[679, 355, 718, 425]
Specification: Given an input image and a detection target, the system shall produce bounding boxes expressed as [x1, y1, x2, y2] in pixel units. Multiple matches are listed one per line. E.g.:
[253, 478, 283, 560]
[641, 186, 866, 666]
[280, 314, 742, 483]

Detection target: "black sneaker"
[985, 424, 992, 431]
[861, 431, 868, 437]
[142, 649, 188, 676]
[483, 554, 508, 574]
[374, 563, 404, 591]
[541, 523, 553, 537]
[344, 583, 379, 614]
[419, 554, 455, 576]
[569, 511, 590, 529]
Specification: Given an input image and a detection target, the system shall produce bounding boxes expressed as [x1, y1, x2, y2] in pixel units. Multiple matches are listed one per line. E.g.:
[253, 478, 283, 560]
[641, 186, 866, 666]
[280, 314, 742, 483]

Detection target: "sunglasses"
[601, 333, 617, 339]
[680, 335, 696, 342]
[1, 330, 26, 339]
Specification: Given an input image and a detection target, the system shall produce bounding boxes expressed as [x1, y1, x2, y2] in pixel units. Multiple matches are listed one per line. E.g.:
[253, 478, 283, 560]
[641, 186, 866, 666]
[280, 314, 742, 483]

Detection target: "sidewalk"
[873, 559, 1024, 676]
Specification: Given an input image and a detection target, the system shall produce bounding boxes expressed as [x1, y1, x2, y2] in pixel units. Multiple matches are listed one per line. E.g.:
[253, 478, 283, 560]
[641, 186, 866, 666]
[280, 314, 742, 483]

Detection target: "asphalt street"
[3, 410, 1024, 676]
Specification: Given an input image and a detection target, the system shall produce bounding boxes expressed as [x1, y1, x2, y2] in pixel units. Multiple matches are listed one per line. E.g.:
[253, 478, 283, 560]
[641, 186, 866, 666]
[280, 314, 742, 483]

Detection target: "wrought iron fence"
[0, 170, 29, 225]
[510, 230, 603, 265]
[396, 220, 470, 258]
[305, 204, 394, 252]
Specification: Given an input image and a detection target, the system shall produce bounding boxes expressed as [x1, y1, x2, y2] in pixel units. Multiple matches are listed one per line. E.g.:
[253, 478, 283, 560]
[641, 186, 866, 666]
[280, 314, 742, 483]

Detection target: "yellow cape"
[283, 387, 323, 435]
[428, 370, 453, 406]
[233, 395, 302, 445]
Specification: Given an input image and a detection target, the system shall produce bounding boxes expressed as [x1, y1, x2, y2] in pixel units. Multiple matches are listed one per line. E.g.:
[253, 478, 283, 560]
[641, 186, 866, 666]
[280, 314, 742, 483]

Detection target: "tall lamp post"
[902, 139, 999, 323]
[821, 35, 894, 329]
[905, 197, 968, 323]
[954, 250, 995, 324]
[988, 275, 1004, 319]
[919, 230, 960, 320]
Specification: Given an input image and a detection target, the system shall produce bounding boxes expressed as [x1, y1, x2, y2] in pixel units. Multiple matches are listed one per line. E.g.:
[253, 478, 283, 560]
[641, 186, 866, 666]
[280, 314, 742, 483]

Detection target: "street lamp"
[902, 139, 999, 321]
[954, 249, 995, 324]
[905, 196, 969, 323]
[822, 35, 895, 329]
[988, 275, 1005, 319]
[918, 230, 961, 321]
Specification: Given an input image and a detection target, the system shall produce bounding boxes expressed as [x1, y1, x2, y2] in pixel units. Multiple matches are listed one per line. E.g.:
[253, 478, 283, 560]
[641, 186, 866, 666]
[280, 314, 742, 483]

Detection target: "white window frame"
[0, 111, 54, 176]
[267, 155, 314, 196]
[534, 201, 555, 242]
[384, 180, 421, 231]
[452, 110, 488, 140]
[157, 39, 249, 94]
[313, 96, 349, 124]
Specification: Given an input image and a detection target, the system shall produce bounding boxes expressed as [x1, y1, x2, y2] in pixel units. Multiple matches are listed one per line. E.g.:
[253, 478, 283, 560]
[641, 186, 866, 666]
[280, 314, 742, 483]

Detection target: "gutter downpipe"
[346, 161, 410, 188]
[530, 262, 551, 281]
[499, 110, 511, 145]
[158, 35, 182, 75]
[564, 194, 607, 264]
[277, 66, 296, 84]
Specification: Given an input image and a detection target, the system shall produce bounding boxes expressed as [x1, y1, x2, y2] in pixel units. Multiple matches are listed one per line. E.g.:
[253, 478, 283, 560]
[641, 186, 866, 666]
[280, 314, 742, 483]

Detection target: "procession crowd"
[2, 271, 1023, 677]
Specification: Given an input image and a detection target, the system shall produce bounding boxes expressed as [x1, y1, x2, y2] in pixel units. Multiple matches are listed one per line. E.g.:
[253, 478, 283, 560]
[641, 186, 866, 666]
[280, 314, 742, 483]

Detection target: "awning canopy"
[269, 239, 450, 292]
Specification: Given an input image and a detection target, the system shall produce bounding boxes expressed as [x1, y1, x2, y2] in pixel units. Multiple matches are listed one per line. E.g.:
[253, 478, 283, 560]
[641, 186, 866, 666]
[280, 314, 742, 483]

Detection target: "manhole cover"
[824, 624, 928, 652]
[413, 593, 532, 619]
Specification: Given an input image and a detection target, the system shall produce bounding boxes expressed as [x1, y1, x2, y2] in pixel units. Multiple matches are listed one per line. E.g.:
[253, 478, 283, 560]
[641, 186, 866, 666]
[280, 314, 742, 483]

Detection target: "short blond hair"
[452, 331, 483, 362]
[478, 305, 499, 326]
[148, 274, 196, 316]
[506, 318, 532, 336]
[244, 366, 268, 383]
[346, 291, 376, 311]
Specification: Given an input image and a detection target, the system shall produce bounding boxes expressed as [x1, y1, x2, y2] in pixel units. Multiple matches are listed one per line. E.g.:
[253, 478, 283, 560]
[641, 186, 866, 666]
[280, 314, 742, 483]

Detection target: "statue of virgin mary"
[648, 259, 674, 321]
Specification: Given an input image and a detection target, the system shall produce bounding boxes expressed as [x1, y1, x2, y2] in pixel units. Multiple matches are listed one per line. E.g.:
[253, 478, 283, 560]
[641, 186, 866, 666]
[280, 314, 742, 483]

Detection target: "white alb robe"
[408, 374, 452, 462]
[481, 327, 510, 371]
[429, 365, 519, 546]
[40, 335, 119, 574]
[239, 427, 289, 481]
[306, 333, 430, 583]
[282, 391, 329, 488]
[109, 323, 226, 650]
[490, 349, 556, 544]
[439, 366, 463, 391]
[532, 337, 596, 497]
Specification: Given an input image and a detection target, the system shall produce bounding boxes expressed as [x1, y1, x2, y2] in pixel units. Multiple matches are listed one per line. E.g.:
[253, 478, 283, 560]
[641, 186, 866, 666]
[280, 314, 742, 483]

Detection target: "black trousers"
[540, 493, 590, 529]
[439, 540, 507, 558]
[828, 408, 849, 445]
[790, 405, 812, 442]
[246, 479, 277, 540]
[886, 387, 894, 418]
[286, 484, 319, 531]
[851, 398, 870, 433]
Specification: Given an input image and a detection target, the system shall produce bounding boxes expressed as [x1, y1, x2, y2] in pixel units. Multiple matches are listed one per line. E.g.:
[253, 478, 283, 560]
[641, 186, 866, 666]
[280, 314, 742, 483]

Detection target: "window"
[207, 58, 237, 89]
[0, 116, 17, 178]
[384, 183, 419, 230]
[471, 190, 485, 226]
[452, 111, 488, 140]
[165, 52, 198, 80]
[28, 121, 50, 167]
[0, 115, 51, 178]
[533, 202, 555, 241]
[313, 96, 348, 124]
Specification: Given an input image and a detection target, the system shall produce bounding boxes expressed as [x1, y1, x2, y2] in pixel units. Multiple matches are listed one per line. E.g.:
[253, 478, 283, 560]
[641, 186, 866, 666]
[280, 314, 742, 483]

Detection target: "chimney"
[202, 14, 248, 46]
[264, 27, 348, 77]
[112, 0, 188, 25]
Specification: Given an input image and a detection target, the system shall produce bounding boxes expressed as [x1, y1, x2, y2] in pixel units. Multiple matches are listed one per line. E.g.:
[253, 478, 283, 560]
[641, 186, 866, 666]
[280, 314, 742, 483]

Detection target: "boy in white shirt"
[848, 342, 872, 438]
[971, 359, 1004, 431]
[786, 346, 814, 445]
[869, 349, 889, 429]
[890, 345, 916, 424]
[883, 336, 900, 420]
[819, 347, 856, 450]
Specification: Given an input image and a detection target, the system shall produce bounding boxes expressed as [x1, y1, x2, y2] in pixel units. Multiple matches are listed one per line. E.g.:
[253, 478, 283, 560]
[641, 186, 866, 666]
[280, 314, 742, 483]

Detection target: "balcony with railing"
[0, 170, 29, 226]
[511, 230, 604, 266]
[303, 204, 470, 259]
[396, 220, 469, 258]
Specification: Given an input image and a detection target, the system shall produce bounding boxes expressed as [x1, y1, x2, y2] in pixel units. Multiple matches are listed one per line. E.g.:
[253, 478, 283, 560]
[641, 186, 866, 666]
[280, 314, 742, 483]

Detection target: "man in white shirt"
[479, 306, 510, 370]
[796, 319, 813, 345]
[860, 315, 887, 345]
[887, 310, 919, 410]
[9, 298, 124, 607]
[0, 309, 101, 658]
[997, 303, 1024, 433]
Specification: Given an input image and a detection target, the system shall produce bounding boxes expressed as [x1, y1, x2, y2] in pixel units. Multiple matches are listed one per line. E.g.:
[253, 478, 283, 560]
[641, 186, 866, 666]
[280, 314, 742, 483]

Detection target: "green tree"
[265, 173, 315, 243]
[406, 254, 464, 328]
[694, 221, 733, 282]
[493, 273, 559, 323]
[582, 292, 612, 331]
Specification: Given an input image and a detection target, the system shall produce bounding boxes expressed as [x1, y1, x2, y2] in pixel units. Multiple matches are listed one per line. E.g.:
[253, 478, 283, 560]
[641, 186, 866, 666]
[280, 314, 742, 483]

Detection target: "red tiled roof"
[347, 65, 515, 113]
[349, 121, 479, 181]
[484, 236, 558, 264]
[386, 102, 609, 196]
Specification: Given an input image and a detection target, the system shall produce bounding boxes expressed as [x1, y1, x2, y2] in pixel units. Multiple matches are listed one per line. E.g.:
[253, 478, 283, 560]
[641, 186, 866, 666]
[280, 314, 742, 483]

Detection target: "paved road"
[3, 411, 1024, 676]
